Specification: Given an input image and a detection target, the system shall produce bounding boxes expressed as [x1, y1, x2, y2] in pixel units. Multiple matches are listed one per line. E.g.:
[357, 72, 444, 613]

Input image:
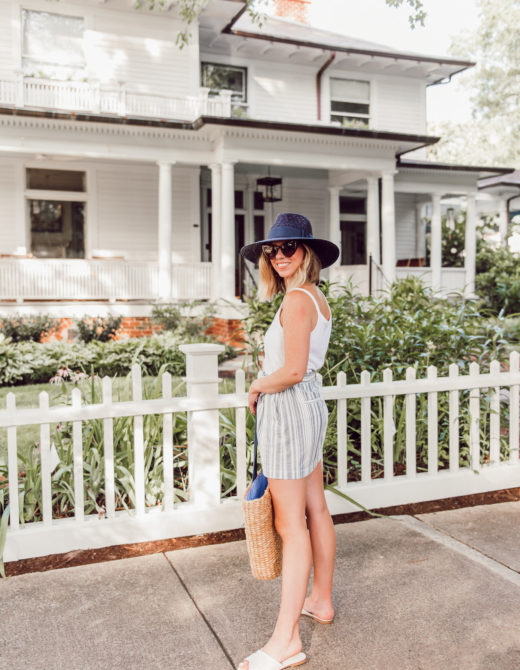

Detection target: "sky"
[270, 0, 482, 125]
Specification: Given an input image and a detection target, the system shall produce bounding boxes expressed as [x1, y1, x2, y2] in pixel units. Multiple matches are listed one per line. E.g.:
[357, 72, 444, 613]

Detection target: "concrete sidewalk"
[2, 501, 520, 670]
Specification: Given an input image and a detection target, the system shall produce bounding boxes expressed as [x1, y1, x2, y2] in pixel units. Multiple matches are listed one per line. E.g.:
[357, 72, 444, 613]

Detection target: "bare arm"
[248, 290, 315, 413]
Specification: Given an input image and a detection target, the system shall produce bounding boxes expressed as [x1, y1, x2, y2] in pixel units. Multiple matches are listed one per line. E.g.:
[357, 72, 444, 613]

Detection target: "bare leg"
[238, 477, 310, 669]
[303, 461, 336, 621]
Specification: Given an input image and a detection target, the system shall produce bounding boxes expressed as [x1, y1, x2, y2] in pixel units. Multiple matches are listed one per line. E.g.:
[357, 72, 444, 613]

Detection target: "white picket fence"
[2, 345, 520, 563]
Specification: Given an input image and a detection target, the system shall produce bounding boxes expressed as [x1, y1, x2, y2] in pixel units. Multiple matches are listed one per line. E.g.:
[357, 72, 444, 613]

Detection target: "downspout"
[316, 51, 335, 121]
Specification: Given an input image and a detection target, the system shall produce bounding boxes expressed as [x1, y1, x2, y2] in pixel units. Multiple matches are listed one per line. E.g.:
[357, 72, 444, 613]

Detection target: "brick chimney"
[274, 0, 311, 24]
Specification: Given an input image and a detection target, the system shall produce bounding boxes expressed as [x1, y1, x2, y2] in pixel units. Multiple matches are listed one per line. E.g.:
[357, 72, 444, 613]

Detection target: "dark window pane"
[201, 63, 247, 102]
[235, 190, 244, 209]
[253, 191, 264, 210]
[331, 101, 369, 115]
[27, 168, 85, 191]
[206, 188, 212, 207]
[254, 215, 264, 241]
[340, 197, 366, 215]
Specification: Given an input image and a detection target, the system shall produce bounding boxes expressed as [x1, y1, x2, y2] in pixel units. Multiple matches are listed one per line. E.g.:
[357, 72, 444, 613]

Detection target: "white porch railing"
[0, 77, 232, 121]
[2, 345, 519, 563]
[0, 259, 212, 301]
[396, 266, 467, 294]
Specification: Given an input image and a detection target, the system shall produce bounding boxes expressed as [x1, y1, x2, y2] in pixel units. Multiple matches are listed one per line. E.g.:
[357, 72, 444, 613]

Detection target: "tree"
[135, 0, 425, 49]
[427, 0, 520, 166]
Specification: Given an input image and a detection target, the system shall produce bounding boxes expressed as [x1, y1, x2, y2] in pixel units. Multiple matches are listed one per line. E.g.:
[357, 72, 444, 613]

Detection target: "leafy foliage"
[0, 331, 235, 386]
[0, 314, 60, 343]
[429, 0, 520, 166]
[239, 278, 509, 484]
[476, 244, 520, 316]
[151, 300, 215, 338]
[75, 316, 123, 343]
[134, 0, 425, 49]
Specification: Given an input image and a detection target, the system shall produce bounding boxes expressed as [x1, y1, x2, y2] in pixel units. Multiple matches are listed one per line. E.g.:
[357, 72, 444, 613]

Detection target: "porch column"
[221, 161, 236, 300]
[465, 194, 477, 297]
[328, 186, 341, 267]
[431, 193, 442, 293]
[498, 197, 509, 247]
[415, 202, 426, 259]
[381, 172, 396, 283]
[209, 163, 222, 300]
[366, 176, 380, 265]
[157, 161, 174, 301]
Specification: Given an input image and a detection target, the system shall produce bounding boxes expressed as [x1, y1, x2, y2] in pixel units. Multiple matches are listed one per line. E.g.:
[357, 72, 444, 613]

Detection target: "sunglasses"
[261, 240, 300, 260]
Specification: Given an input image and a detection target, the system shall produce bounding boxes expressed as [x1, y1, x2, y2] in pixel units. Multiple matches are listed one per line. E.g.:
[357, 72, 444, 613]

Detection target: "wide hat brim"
[240, 236, 340, 269]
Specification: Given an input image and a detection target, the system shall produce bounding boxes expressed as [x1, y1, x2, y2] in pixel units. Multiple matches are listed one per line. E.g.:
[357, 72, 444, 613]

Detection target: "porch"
[0, 113, 507, 309]
[0, 258, 212, 302]
[0, 77, 232, 122]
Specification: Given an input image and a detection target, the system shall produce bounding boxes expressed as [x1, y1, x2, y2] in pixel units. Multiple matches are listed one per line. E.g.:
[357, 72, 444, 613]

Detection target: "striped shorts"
[256, 371, 328, 480]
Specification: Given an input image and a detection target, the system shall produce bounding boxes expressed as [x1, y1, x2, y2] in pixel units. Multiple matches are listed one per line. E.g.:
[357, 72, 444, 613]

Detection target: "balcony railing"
[0, 77, 232, 121]
[0, 258, 212, 301]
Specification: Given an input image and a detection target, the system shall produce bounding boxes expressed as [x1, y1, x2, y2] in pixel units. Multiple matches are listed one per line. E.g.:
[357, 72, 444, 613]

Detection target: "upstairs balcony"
[0, 76, 232, 122]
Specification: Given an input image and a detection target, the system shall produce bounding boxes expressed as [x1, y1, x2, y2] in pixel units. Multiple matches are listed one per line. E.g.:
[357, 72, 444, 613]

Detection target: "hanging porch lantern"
[256, 174, 283, 203]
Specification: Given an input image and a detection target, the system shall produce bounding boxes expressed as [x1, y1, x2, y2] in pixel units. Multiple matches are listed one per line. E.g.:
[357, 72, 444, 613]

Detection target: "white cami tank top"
[262, 287, 332, 375]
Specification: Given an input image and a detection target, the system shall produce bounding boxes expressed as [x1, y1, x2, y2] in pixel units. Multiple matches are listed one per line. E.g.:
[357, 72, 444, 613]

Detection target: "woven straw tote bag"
[242, 419, 282, 581]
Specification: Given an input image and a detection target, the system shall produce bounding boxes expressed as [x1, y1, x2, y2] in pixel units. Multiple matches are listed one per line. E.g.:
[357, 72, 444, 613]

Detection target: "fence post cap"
[179, 343, 225, 355]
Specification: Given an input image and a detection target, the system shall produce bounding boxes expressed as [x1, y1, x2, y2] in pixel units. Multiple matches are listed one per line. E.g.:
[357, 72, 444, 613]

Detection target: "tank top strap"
[288, 287, 322, 318]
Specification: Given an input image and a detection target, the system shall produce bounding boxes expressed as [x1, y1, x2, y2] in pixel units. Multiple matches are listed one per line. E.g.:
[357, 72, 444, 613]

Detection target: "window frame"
[329, 77, 370, 128]
[21, 8, 86, 80]
[200, 61, 248, 106]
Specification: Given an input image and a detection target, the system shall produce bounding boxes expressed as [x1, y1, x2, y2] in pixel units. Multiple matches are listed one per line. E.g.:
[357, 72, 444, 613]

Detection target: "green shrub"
[75, 316, 123, 343]
[0, 314, 60, 342]
[151, 300, 215, 338]
[241, 278, 509, 482]
[0, 332, 235, 386]
[476, 245, 520, 316]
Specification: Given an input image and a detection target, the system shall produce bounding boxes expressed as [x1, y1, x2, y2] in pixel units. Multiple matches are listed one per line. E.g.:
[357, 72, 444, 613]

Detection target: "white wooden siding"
[374, 77, 426, 134]
[0, 2, 14, 80]
[94, 163, 199, 263]
[395, 192, 418, 260]
[3, 1, 198, 98]
[251, 63, 317, 124]
[87, 9, 198, 97]
[95, 164, 158, 261]
[0, 162, 18, 253]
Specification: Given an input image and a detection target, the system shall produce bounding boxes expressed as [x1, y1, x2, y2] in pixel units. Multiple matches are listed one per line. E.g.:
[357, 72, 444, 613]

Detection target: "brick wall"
[37, 315, 246, 348]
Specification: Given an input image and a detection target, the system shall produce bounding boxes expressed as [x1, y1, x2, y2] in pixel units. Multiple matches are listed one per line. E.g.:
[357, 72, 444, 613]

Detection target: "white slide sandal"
[238, 649, 307, 670]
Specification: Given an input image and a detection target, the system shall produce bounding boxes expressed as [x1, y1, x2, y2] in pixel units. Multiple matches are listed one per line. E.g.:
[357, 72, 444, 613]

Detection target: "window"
[27, 169, 86, 259]
[330, 78, 370, 128]
[201, 63, 247, 109]
[22, 9, 85, 80]
[27, 168, 85, 191]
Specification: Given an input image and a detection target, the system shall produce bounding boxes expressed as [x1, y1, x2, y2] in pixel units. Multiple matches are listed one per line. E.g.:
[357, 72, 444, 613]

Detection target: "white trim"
[25, 189, 87, 202]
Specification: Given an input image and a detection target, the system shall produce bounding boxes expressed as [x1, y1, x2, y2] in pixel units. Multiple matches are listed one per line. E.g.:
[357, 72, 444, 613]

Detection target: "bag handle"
[252, 417, 258, 482]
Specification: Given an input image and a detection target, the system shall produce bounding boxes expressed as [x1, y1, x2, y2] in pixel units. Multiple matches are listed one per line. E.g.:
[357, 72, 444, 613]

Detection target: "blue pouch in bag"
[246, 471, 268, 500]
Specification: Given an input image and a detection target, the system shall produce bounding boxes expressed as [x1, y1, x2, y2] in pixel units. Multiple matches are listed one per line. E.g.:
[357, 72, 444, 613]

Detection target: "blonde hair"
[258, 243, 322, 301]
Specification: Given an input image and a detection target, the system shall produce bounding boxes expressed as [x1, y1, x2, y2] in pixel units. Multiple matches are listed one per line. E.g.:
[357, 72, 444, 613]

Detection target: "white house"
[0, 0, 512, 328]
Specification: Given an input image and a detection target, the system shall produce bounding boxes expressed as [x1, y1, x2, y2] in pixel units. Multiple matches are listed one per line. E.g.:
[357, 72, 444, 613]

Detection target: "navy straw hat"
[240, 213, 339, 269]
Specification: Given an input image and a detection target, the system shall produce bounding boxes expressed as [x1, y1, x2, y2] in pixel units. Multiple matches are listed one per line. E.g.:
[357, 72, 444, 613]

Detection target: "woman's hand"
[248, 380, 262, 415]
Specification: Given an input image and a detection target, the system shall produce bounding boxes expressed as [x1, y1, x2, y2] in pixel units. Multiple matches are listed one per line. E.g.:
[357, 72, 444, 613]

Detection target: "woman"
[238, 213, 340, 670]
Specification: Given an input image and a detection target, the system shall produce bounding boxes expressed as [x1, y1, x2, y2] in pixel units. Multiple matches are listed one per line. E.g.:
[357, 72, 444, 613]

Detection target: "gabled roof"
[200, 2, 474, 86]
